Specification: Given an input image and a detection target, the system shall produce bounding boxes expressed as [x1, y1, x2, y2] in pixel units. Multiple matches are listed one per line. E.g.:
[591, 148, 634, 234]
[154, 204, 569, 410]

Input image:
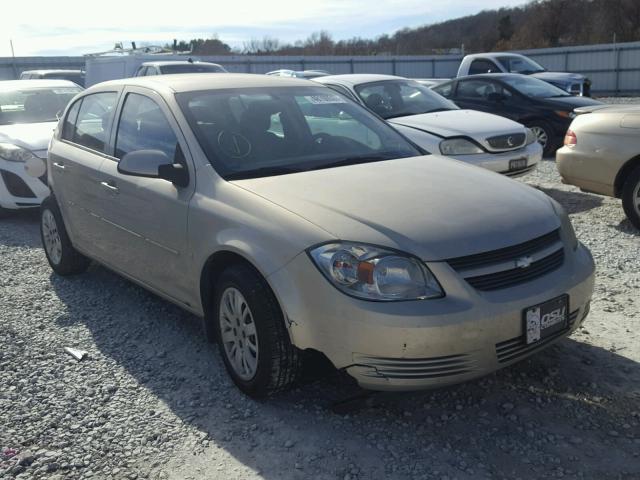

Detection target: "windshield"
[0, 86, 82, 125]
[496, 55, 546, 74]
[177, 86, 422, 180]
[159, 64, 226, 74]
[354, 80, 458, 119]
[501, 75, 571, 98]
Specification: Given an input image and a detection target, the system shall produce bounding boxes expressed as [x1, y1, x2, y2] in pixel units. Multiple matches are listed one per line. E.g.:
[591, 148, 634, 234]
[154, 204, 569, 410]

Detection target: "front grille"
[495, 309, 579, 363]
[447, 229, 560, 271]
[486, 133, 526, 150]
[466, 249, 564, 291]
[446, 229, 565, 291]
[0, 169, 36, 198]
[353, 353, 475, 380]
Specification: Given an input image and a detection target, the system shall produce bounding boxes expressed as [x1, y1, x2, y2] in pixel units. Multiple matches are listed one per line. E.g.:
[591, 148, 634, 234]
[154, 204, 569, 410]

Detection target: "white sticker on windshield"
[52, 88, 80, 94]
[304, 94, 347, 104]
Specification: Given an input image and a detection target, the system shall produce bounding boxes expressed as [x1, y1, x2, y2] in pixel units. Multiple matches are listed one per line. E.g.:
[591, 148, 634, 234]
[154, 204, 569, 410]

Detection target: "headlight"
[439, 138, 484, 155]
[0, 143, 38, 163]
[555, 110, 576, 119]
[548, 198, 578, 250]
[308, 242, 444, 301]
[525, 128, 537, 145]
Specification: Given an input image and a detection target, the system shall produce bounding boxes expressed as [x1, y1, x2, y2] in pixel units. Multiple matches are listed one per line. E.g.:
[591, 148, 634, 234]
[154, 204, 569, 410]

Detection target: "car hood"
[388, 110, 525, 141]
[541, 95, 603, 110]
[532, 71, 586, 84]
[0, 122, 57, 158]
[231, 155, 559, 261]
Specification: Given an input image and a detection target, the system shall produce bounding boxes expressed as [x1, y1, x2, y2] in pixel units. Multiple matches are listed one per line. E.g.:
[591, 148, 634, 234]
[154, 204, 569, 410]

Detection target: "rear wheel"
[527, 121, 555, 157]
[40, 197, 91, 275]
[214, 263, 302, 397]
[621, 165, 640, 229]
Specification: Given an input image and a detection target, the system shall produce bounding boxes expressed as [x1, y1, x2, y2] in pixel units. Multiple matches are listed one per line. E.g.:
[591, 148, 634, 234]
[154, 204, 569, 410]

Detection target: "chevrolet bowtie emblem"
[515, 256, 533, 269]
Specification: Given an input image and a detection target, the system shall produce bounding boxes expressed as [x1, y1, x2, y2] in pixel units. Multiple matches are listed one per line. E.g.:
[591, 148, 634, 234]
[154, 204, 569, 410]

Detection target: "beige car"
[42, 74, 594, 397]
[557, 104, 640, 228]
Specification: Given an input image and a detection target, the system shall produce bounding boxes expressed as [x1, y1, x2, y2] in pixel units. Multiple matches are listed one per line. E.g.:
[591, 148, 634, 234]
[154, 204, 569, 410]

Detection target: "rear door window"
[62, 99, 82, 141]
[70, 92, 118, 153]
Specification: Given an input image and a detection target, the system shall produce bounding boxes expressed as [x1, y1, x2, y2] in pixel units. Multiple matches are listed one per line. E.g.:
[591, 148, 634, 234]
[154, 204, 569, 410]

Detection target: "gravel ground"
[2, 130, 640, 479]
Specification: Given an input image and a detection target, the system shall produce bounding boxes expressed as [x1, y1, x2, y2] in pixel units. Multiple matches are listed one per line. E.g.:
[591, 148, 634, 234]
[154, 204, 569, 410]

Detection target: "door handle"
[100, 181, 119, 193]
[52, 161, 65, 170]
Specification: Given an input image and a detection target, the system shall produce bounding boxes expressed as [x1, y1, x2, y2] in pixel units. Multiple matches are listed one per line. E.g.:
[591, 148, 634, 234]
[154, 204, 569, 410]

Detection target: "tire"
[0, 207, 11, 219]
[621, 165, 640, 230]
[40, 196, 91, 275]
[213, 263, 302, 398]
[526, 121, 555, 157]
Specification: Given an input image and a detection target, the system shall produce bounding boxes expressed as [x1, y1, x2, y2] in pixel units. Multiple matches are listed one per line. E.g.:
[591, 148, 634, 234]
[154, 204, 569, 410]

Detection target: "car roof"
[140, 61, 223, 67]
[464, 53, 527, 60]
[93, 73, 320, 93]
[450, 73, 528, 82]
[314, 74, 408, 86]
[0, 79, 82, 91]
[20, 69, 83, 75]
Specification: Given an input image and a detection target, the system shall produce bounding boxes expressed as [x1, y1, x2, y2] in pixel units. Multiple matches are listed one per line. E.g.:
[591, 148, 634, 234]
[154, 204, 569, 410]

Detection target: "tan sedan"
[41, 74, 594, 397]
[556, 104, 640, 228]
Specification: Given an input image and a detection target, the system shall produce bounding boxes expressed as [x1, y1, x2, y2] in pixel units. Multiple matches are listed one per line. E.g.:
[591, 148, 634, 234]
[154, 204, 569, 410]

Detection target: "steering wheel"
[217, 130, 252, 159]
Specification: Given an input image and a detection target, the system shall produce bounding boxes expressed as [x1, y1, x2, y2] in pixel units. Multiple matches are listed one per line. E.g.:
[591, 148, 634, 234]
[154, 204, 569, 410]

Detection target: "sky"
[1, 0, 526, 57]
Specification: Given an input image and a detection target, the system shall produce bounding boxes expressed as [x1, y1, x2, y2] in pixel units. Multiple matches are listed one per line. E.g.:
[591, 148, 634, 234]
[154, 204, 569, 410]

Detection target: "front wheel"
[622, 165, 640, 229]
[527, 121, 555, 157]
[214, 264, 302, 397]
[40, 197, 91, 275]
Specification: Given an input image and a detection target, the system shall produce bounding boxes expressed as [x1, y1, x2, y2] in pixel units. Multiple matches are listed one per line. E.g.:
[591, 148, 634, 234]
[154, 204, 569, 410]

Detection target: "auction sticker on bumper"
[524, 295, 568, 344]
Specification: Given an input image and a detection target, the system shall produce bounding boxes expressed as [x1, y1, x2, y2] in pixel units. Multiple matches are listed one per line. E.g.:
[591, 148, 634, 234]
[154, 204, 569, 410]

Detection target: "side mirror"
[118, 149, 189, 187]
[487, 92, 506, 103]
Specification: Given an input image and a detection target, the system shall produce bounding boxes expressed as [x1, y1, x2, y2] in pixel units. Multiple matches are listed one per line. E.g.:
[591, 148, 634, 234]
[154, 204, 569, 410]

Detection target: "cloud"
[0, 0, 526, 56]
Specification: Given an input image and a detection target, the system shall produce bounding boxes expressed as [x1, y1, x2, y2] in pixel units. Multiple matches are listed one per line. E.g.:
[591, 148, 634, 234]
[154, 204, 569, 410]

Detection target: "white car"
[0, 80, 82, 217]
[314, 74, 542, 177]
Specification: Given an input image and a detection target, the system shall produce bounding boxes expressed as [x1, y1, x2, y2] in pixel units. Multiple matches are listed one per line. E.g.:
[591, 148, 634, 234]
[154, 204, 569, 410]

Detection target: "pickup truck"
[456, 53, 591, 96]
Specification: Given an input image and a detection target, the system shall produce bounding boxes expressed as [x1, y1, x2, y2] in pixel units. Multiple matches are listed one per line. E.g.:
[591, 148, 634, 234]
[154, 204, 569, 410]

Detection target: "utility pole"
[9, 40, 18, 79]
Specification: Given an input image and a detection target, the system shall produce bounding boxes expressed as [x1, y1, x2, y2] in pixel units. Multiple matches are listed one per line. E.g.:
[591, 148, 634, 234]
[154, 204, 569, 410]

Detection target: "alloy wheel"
[219, 287, 259, 380]
[634, 181, 640, 217]
[530, 126, 549, 148]
[42, 209, 62, 265]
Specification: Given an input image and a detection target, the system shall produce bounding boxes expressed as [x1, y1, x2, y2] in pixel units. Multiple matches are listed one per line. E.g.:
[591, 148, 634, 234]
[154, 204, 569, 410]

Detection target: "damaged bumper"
[268, 243, 595, 391]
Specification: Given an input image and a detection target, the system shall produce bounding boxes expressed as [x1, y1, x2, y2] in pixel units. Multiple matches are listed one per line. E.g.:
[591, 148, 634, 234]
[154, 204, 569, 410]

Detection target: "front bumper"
[268, 242, 595, 391]
[0, 158, 49, 210]
[451, 141, 542, 178]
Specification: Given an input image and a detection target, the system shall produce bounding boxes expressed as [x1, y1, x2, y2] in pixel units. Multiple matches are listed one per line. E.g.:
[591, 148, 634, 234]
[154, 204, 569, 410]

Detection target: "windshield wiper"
[225, 165, 303, 180]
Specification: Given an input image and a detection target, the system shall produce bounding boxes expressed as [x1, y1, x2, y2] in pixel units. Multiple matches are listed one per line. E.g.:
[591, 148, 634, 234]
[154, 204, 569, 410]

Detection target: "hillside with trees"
[173, 0, 640, 56]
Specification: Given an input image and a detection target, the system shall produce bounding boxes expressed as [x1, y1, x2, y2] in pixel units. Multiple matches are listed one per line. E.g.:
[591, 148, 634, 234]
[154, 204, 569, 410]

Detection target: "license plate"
[524, 295, 568, 344]
[509, 158, 527, 171]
